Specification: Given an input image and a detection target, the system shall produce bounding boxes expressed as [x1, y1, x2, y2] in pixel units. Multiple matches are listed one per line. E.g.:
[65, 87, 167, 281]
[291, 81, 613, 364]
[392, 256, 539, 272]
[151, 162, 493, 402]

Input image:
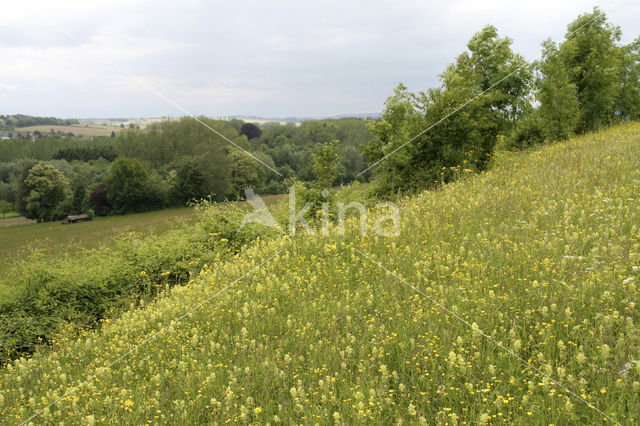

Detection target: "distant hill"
[226, 113, 381, 123]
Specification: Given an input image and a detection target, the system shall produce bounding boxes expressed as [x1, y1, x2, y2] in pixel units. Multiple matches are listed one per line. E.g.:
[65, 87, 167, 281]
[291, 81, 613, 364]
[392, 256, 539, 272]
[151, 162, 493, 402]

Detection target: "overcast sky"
[0, 0, 637, 119]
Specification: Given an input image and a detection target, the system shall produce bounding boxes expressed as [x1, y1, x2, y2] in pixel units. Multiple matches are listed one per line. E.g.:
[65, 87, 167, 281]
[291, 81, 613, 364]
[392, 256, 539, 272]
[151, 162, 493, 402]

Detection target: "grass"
[1, 123, 640, 424]
[0, 208, 197, 273]
[16, 124, 122, 137]
[0, 211, 20, 221]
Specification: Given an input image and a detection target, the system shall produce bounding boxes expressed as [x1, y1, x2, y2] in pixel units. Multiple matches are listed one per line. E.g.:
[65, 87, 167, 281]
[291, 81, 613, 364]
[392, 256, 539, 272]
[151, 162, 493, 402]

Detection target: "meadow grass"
[0, 208, 197, 273]
[0, 211, 20, 221]
[2, 123, 640, 424]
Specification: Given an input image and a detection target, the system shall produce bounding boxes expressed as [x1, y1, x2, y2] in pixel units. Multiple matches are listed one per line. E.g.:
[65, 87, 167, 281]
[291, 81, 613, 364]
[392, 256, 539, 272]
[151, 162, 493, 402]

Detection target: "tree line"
[0, 117, 373, 221]
[364, 8, 640, 195]
[0, 114, 79, 130]
[1, 8, 637, 221]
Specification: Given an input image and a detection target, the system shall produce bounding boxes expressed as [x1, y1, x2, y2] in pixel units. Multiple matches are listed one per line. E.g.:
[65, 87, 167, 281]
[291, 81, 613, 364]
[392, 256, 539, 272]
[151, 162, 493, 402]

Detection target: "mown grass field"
[0, 212, 21, 223]
[2, 123, 640, 424]
[0, 208, 197, 273]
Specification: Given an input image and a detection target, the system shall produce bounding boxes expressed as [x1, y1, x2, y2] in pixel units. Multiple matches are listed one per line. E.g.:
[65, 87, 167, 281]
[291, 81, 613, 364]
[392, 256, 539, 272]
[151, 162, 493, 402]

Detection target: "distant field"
[0, 207, 198, 271]
[0, 211, 21, 222]
[17, 124, 122, 136]
[78, 117, 170, 129]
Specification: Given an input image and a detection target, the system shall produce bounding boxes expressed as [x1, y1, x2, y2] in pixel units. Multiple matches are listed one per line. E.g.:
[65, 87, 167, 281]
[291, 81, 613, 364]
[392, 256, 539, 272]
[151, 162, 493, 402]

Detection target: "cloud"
[0, 0, 637, 118]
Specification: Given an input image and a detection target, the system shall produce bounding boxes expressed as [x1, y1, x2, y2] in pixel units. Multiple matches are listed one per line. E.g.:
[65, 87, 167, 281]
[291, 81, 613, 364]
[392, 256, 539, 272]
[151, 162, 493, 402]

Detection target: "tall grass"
[1, 123, 640, 424]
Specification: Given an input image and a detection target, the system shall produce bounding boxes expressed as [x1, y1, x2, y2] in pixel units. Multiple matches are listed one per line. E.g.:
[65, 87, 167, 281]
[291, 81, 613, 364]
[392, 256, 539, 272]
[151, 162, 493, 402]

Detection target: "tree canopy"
[21, 162, 70, 222]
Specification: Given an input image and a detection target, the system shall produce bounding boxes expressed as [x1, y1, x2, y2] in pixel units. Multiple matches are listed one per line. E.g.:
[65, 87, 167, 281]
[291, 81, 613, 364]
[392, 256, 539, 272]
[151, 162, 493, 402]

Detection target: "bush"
[502, 117, 546, 151]
[0, 203, 266, 364]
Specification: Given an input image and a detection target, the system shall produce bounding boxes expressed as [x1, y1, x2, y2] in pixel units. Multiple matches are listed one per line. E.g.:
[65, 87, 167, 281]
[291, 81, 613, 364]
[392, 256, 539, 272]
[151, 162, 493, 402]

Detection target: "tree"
[170, 158, 207, 204]
[89, 183, 109, 216]
[559, 7, 622, 132]
[0, 200, 13, 218]
[105, 158, 149, 213]
[366, 25, 532, 195]
[229, 150, 261, 197]
[311, 140, 339, 189]
[71, 182, 87, 214]
[364, 83, 418, 195]
[15, 160, 37, 216]
[22, 162, 70, 222]
[616, 37, 640, 120]
[536, 39, 579, 141]
[239, 123, 261, 140]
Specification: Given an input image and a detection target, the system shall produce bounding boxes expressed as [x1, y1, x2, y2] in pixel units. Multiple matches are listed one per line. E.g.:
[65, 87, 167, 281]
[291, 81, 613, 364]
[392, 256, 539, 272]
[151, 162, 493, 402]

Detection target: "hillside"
[3, 123, 640, 424]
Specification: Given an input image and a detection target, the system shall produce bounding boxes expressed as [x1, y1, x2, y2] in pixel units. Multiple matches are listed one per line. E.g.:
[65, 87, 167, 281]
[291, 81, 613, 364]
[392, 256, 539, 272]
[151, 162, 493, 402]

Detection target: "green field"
[2, 123, 640, 424]
[0, 211, 20, 221]
[0, 208, 197, 272]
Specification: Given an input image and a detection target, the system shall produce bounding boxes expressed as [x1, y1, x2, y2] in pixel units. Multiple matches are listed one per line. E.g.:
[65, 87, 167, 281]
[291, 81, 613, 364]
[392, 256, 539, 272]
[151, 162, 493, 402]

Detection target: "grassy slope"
[2, 123, 640, 424]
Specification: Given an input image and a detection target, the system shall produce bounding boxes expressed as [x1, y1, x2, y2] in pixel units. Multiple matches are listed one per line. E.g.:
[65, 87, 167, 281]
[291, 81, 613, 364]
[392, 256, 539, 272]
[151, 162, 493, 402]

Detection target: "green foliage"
[89, 183, 109, 216]
[616, 36, 640, 120]
[311, 140, 339, 189]
[0, 136, 102, 163]
[0, 200, 13, 218]
[366, 11, 640, 198]
[239, 122, 261, 140]
[251, 118, 372, 187]
[170, 158, 207, 204]
[0, 114, 78, 130]
[536, 39, 580, 141]
[0, 202, 266, 364]
[229, 150, 261, 198]
[367, 25, 532, 195]
[501, 115, 546, 151]
[53, 145, 117, 162]
[559, 8, 622, 132]
[21, 162, 70, 222]
[0, 116, 373, 212]
[2, 124, 640, 423]
[105, 158, 149, 214]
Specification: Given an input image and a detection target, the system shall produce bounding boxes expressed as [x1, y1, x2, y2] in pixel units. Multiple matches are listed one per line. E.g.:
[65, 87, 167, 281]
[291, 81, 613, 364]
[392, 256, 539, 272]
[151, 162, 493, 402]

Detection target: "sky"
[0, 0, 638, 119]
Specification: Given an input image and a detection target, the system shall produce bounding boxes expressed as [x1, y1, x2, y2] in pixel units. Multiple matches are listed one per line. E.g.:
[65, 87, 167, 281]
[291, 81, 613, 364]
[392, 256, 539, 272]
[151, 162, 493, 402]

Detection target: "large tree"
[536, 39, 580, 141]
[229, 150, 261, 197]
[366, 25, 532, 195]
[559, 8, 622, 132]
[105, 157, 149, 213]
[170, 158, 207, 204]
[311, 140, 339, 189]
[616, 36, 640, 121]
[22, 162, 70, 222]
[239, 122, 261, 140]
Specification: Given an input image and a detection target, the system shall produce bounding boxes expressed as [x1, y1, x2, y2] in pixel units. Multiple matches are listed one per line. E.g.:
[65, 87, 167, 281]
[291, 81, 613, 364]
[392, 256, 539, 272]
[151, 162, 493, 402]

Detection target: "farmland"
[16, 124, 122, 137]
[1, 123, 639, 424]
[0, 207, 198, 272]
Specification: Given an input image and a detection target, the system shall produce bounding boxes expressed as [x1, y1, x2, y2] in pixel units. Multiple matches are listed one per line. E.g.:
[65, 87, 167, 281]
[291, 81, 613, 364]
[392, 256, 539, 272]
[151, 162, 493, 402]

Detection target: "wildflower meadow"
[2, 123, 640, 424]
